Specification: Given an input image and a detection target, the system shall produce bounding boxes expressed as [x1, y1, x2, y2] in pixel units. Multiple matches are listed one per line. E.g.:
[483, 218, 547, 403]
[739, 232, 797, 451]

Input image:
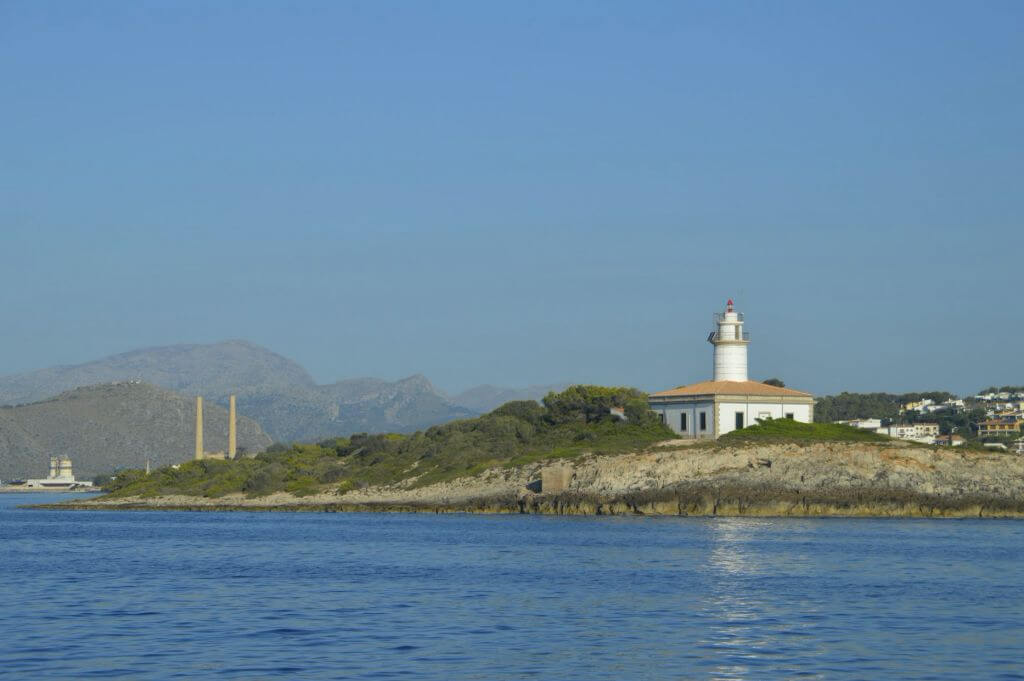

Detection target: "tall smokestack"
[195, 396, 204, 460]
[228, 395, 237, 459]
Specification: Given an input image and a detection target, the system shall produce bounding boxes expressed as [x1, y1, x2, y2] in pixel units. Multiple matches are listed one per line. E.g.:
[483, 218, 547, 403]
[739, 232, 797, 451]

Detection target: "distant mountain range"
[0, 382, 272, 481]
[0, 340, 315, 407]
[449, 383, 569, 414]
[0, 341, 560, 448]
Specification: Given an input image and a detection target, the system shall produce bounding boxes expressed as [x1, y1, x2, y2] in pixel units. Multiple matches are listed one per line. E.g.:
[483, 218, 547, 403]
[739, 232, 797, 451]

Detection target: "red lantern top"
[726, 299, 734, 312]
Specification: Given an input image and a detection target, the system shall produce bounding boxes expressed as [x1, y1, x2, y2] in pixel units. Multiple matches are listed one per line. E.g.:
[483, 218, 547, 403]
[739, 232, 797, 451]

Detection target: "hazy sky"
[2, 1, 1021, 396]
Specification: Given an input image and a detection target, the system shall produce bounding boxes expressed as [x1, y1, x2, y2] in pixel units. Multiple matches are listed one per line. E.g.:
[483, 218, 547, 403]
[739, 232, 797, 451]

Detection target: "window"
[680, 413, 688, 432]
[785, 412, 794, 420]
[735, 412, 744, 430]
[700, 412, 707, 431]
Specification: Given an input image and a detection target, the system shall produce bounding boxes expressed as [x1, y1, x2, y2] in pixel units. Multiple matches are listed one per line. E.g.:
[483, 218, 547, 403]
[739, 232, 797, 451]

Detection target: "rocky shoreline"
[37, 441, 1024, 518]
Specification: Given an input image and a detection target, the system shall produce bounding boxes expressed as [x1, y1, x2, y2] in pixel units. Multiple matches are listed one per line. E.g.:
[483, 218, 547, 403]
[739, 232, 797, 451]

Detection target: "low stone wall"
[540, 465, 572, 493]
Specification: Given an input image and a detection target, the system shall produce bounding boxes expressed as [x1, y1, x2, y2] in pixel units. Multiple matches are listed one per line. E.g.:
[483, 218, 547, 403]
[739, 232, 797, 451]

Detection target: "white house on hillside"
[648, 300, 815, 439]
[877, 423, 940, 444]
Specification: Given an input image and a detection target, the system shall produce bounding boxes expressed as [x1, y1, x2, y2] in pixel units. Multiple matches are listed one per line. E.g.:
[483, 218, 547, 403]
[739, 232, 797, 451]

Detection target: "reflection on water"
[1, 495, 1023, 680]
[702, 519, 827, 680]
[706, 519, 775, 681]
[709, 517, 774, 575]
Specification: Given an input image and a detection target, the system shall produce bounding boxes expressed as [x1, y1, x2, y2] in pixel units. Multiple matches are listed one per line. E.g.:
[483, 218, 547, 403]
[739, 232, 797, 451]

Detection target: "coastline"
[37, 488, 1024, 518]
[34, 441, 1024, 518]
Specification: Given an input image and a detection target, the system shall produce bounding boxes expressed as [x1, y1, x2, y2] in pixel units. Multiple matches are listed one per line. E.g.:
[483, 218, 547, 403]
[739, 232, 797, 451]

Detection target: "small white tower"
[708, 299, 749, 381]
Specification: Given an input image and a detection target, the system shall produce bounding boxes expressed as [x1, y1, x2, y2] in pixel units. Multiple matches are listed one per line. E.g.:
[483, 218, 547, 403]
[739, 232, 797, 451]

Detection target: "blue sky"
[1, 1, 1021, 396]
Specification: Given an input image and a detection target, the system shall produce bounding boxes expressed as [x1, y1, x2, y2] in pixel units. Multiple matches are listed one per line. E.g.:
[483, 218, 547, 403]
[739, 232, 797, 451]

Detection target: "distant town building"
[976, 392, 1021, 402]
[648, 300, 814, 439]
[835, 418, 882, 430]
[901, 399, 934, 413]
[901, 398, 963, 415]
[977, 418, 1023, 439]
[934, 434, 966, 447]
[877, 423, 939, 443]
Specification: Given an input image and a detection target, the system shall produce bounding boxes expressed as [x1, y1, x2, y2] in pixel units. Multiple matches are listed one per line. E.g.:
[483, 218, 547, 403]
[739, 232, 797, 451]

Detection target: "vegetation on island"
[100, 385, 675, 499]
[718, 418, 891, 445]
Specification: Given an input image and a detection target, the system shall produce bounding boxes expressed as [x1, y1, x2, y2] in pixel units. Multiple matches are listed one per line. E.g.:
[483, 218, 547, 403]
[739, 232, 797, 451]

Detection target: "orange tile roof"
[649, 380, 813, 398]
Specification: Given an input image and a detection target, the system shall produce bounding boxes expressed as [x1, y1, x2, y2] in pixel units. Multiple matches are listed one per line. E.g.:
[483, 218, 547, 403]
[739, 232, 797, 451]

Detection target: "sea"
[1, 492, 1022, 680]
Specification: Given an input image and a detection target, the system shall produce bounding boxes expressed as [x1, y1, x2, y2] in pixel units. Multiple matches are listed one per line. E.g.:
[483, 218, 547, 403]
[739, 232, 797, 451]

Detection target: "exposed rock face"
[71, 442, 1024, 517]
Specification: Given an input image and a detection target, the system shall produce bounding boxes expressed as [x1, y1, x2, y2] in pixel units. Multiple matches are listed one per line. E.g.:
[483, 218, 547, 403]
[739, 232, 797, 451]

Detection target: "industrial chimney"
[228, 395, 237, 459]
[194, 396, 204, 460]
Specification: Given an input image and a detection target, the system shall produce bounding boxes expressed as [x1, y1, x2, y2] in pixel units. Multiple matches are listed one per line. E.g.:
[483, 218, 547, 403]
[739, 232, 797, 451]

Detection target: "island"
[43, 386, 1024, 518]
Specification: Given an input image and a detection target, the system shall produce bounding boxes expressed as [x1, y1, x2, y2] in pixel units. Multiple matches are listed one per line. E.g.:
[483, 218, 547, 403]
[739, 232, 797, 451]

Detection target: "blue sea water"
[1, 493, 1023, 680]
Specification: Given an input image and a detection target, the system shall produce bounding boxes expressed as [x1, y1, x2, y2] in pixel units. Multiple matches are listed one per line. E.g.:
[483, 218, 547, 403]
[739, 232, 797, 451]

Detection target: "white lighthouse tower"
[709, 299, 748, 382]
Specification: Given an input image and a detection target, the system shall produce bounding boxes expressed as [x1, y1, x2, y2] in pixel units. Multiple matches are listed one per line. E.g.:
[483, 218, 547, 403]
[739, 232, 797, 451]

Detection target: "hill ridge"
[0, 342, 474, 442]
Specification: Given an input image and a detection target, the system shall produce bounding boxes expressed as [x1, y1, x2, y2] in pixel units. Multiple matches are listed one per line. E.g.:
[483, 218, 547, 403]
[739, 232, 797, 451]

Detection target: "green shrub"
[718, 418, 891, 444]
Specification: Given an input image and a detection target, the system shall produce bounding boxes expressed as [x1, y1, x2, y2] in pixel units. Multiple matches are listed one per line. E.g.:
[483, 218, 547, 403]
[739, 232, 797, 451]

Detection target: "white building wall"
[652, 401, 715, 438]
[716, 402, 812, 437]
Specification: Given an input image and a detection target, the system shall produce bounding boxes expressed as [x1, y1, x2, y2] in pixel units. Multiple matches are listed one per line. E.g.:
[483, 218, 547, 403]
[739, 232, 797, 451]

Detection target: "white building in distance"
[19, 456, 94, 490]
[877, 423, 940, 444]
[648, 300, 815, 439]
[835, 418, 882, 430]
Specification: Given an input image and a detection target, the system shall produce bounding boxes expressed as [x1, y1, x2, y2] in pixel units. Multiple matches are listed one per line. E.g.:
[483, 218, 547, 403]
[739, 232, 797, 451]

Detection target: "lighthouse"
[709, 299, 749, 382]
[648, 299, 815, 439]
